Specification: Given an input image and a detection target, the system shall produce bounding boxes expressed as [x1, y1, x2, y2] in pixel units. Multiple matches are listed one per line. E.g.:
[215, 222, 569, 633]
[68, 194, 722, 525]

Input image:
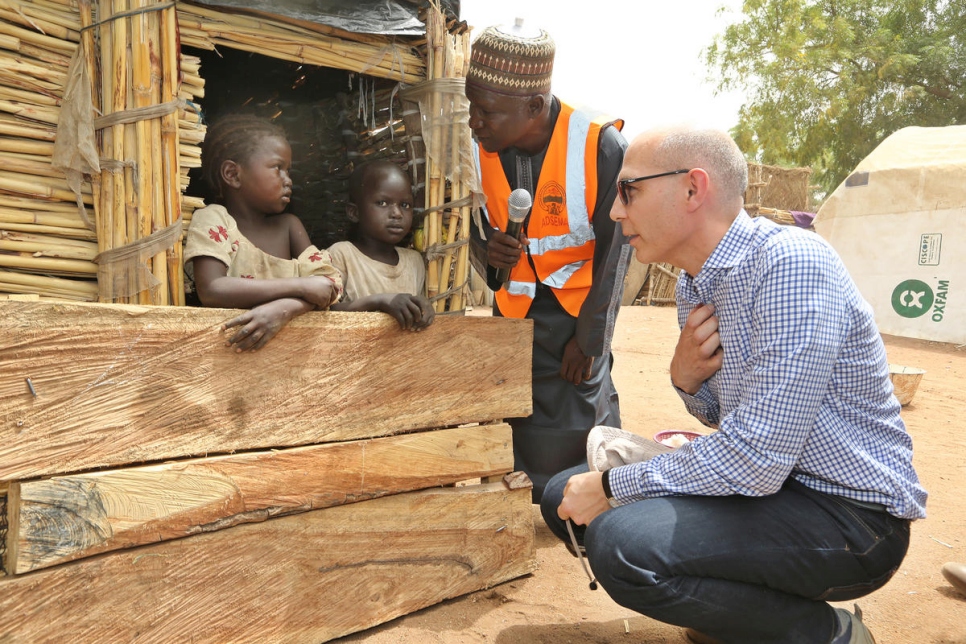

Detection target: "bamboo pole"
[0, 194, 83, 214]
[451, 31, 472, 311]
[161, 3, 182, 305]
[0, 5, 79, 43]
[435, 34, 459, 313]
[96, 0, 115, 267]
[113, 0, 131, 302]
[0, 0, 82, 34]
[0, 221, 97, 241]
[0, 17, 77, 54]
[0, 84, 62, 108]
[79, 0, 102, 254]
[0, 54, 69, 85]
[0, 234, 97, 261]
[0, 99, 60, 125]
[131, 0, 153, 304]
[0, 139, 53, 158]
[0, 269, 98, 300]
[0, 154, 70, 179]
[0, 253, 96, 276]
[0, 171, 92, 203]
[424, 7, 444, 310]
[0, 205, 95, 226]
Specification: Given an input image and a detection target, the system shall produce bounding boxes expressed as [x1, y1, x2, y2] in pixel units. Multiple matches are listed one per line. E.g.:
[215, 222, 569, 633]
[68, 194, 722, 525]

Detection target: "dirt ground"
[338, 305, 966, 644]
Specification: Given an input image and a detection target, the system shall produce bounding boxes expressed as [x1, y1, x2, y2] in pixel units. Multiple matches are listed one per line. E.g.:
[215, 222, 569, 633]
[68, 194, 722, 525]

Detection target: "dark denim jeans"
[540, 465, 910, 643]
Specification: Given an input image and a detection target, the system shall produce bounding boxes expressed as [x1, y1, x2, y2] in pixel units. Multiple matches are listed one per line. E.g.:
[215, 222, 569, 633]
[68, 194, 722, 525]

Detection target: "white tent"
[814, 126, 966, 345]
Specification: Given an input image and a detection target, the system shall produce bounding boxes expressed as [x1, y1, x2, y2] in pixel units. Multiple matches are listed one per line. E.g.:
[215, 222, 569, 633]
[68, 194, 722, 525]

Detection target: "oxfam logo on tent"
[891, 280, 934, 318]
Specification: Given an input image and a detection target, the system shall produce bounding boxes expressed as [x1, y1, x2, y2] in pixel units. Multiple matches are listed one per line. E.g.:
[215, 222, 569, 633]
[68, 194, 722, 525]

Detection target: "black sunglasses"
[617, 169, 691, 205]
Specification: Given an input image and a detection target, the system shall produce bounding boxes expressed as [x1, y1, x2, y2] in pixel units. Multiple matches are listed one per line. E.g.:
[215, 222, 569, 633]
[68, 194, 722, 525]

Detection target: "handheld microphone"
[495, 188, 533, 286]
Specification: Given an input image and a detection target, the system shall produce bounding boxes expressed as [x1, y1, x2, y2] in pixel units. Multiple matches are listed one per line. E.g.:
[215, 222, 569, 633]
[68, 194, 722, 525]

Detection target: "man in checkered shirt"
[541, 126, 927, 644]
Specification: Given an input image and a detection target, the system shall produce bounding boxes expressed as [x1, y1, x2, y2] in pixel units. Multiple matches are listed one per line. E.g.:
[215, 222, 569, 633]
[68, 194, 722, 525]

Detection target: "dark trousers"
[540, 465, 910, 643]
[501, 291, 620, 503]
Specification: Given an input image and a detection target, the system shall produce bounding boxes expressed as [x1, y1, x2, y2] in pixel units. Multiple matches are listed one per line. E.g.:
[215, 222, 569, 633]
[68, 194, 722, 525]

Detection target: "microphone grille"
[508, 188, 532, 222]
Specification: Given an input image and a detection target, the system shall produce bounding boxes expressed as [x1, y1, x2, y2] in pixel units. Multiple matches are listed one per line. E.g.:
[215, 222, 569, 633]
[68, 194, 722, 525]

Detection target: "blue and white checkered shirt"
[609, 212, 927, 520]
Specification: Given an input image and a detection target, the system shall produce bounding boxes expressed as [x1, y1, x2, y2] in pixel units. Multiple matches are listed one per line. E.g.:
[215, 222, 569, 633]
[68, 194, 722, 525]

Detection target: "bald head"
[636, 126, 748, 206]
[614, 126, 750, 275]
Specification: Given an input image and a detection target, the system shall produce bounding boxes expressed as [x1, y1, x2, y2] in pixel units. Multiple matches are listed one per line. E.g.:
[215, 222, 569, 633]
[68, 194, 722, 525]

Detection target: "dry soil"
[337, 305, 966, 644]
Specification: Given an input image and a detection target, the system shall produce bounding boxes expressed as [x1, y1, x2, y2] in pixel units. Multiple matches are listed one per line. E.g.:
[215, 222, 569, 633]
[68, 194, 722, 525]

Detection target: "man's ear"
[345, 202, 359, 222]
[684, 169, 710, 212]
[526, 94, 546, 118]
[221, 160, 242, 190]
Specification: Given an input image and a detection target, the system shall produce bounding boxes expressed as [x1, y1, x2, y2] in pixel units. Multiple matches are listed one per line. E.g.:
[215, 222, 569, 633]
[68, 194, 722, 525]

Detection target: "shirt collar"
[701, 210, 756, 272]
[678, 210, 756, 303]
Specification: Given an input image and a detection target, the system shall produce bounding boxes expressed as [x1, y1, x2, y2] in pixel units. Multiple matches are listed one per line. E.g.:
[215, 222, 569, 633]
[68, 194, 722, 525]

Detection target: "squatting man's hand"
[670, 303, 723, 394]
[557, 471, 611, 526]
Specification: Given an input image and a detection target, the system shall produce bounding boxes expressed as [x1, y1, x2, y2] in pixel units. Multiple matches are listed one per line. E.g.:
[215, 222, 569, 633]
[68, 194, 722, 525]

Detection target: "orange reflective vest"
[477, 102, 623, 318]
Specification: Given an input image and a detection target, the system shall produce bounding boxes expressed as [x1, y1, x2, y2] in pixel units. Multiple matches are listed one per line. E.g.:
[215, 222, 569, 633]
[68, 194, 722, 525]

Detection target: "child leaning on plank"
[183, 114, 343, 352]
[327, 160, 434, 331]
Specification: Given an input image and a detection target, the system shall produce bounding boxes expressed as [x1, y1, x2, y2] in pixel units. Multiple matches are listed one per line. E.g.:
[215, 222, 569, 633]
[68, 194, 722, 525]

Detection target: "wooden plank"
[8, 424, 513, 574]
[0, 487, 6, 578]
[0, 302, 532, 479]
[0, 481, 537, 644]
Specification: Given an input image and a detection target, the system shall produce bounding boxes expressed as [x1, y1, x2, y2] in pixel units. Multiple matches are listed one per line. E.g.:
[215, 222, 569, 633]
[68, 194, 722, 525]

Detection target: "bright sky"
[459, 0, 747, 144]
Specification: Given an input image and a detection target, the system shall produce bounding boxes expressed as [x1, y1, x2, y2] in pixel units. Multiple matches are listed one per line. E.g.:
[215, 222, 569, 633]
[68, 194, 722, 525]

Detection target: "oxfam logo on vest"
[891, 280, 934, 318]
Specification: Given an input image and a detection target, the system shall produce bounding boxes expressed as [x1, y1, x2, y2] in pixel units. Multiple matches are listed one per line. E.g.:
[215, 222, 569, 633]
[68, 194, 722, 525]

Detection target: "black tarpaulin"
[191, 0, 460, 36]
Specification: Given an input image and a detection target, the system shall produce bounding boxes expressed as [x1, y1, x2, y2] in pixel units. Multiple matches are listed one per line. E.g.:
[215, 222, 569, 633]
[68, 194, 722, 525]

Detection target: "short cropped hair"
[347, 159, 412, 206]
[653, 129, 748, 201]
[201, 114, 287, 202]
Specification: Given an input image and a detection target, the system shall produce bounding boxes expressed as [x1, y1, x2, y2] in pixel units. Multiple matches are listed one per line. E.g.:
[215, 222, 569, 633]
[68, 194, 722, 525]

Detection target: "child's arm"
[331, 293, 435, 331]
[221, 298, 315, 352]
[192, 256, 337, 310]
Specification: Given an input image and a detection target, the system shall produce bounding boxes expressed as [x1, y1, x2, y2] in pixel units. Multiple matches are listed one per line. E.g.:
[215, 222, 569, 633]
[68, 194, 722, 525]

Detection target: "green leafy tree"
[707, 0, 966, 194]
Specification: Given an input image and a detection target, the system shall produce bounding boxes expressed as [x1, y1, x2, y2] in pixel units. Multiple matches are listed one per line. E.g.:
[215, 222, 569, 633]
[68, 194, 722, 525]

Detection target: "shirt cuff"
[605, 464, 643, 506]
[674, 381, 720, 428]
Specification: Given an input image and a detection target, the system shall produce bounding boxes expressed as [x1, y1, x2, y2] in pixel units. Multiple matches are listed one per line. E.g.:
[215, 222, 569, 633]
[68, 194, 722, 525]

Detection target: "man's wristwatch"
[601, 469, 620, 508]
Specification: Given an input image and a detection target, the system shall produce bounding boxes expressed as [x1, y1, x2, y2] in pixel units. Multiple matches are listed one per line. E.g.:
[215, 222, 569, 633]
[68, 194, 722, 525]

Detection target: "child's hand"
[222, 299, 303, 352]
[302, 276, 338, 309]
[382, 293, 435, 331]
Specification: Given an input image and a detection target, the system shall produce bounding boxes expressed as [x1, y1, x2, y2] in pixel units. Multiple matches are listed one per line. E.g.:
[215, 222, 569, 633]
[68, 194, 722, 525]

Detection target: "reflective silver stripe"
[527, 108, 598, 256]
[542, 260, 587, 289]
[528, 226, 595, 255]
[506, 280, 537, 299]
[565, 110, 592, 231]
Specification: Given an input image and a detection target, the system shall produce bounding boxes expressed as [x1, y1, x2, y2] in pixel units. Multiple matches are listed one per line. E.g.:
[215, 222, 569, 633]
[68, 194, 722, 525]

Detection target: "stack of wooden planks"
[0, 302, 536, 643]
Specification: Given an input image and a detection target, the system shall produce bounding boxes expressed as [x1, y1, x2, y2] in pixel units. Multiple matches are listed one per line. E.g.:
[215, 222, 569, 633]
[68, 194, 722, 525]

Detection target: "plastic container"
[652, 430, 705, 448]
[889, 364, 926, 406]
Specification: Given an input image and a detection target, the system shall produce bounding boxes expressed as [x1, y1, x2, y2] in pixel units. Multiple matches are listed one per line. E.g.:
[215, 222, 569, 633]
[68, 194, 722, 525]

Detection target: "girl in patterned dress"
[184, 114, 342, 351]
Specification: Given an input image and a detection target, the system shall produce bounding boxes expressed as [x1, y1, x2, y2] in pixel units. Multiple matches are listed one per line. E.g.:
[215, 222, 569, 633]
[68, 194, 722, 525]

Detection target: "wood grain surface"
[0, 481, 536, 644]
[7, 424, 513, 573]
[0, 302, 532, 479]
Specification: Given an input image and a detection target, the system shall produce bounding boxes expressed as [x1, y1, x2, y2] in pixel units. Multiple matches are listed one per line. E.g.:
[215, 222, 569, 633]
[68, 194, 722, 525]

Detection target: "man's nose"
[610, 196, 626, 222]
[467, 107, 482, 130]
